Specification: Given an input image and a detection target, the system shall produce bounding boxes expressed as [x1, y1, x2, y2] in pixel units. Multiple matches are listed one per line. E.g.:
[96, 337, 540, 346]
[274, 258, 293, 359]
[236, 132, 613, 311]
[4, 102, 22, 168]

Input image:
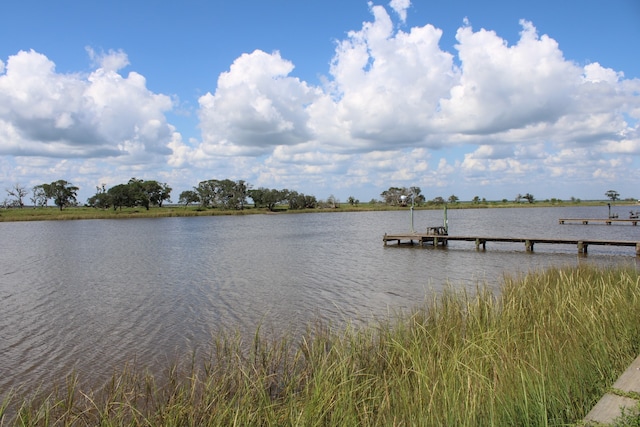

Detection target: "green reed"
[2, 264, 639, 426]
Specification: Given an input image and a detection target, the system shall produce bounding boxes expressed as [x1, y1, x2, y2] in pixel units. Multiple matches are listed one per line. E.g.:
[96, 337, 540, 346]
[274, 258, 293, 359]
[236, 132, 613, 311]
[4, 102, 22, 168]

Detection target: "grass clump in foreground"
[3, 265, 640, 426]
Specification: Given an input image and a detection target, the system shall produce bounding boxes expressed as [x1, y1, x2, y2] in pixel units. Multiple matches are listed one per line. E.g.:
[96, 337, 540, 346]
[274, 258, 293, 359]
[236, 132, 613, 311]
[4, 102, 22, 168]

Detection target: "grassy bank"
[2, 264, 640, 426]
[0, 199, 636, 222]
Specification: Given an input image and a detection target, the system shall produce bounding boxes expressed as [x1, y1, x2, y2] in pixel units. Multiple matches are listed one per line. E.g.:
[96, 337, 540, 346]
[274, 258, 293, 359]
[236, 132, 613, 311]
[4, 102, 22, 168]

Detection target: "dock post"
[636, 243, 640, 257]
[384, 233, 387, 246]
[525, 240, 534, 251]
[578, 241, 588, 254]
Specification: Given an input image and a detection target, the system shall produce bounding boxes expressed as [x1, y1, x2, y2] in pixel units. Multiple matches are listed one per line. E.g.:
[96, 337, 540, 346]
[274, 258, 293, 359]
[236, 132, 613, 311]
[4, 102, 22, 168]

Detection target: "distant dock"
[559, 218, 639, 225]
[382, 233, 640, 256]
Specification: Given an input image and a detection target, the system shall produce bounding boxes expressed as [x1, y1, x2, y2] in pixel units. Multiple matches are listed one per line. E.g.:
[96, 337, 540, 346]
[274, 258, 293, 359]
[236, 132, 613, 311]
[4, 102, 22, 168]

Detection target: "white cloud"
[1, 2, 639, 202]
[0, 49, 175, 161]
[389, 0, 411, 23]
[197, 50, 320, 157]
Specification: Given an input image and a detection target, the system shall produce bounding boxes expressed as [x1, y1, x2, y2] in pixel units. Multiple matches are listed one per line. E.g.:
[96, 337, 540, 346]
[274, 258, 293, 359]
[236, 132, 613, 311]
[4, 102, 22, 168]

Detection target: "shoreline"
[1, 200, 636, 223]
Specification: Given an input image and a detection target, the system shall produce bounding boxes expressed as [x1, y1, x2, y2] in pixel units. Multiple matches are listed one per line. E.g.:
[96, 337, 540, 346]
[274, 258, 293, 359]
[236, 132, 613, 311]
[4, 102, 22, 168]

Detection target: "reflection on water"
[1, 206, 638, 396]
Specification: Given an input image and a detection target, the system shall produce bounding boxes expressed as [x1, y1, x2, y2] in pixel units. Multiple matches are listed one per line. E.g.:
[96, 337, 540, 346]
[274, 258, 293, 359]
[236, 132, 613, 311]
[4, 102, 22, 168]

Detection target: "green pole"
[410, 195, 415, 233]
[443, 204, 448, 234]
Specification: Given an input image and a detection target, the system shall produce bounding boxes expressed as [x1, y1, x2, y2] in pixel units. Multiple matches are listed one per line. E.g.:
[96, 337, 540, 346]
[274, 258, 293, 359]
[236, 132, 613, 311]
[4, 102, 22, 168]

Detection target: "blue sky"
[1, 0, 639, 204]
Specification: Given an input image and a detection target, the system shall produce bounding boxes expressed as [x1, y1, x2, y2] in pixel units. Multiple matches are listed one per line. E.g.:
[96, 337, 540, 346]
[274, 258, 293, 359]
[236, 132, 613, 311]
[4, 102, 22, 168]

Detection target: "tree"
[326, 195, 339, 209]
[381, 187, 409, 206]
[49, 180, 79, 210]
[448, 195, 459, 204]
[605, 190, 620, 201]
[31, 184, 50, 207]
[409, 187, 425, 205]
[195, 179, 248, 209]
[87, 184, 111, 209]
[523, 193, 535, 204]
[143, 180, 172, 207]
[108, 184, 134, 211]
[472, 196, 481, 204]
[127, 178, 150, 210]
[432, 196, 445, 205]
[381, 186, 423, 206]
[248, 187, 288, 211]
[288, 191, 317, 210]
[6, 183, 28, 208]
[178, 190, 200, 207]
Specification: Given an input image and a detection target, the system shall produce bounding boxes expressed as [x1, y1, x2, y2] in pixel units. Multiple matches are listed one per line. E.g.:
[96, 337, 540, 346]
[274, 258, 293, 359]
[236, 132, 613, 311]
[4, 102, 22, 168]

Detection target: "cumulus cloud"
[389, 0, 411, 23]
[183, 2, 638, 199]
[1, 1, 639, 201]
[0, 49, 175, 160]
[197, 50, 320, 157]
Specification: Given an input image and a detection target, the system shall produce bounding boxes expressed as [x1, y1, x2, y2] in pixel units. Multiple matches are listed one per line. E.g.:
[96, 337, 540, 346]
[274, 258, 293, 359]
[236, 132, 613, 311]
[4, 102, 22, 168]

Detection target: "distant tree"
[432, 196, 445, 205]
[49, 180, 79, 210]
[127, 178, 150, 210]
[346, 196, 360, 207]
[409, 187, 425, 206]
[195, 179, 248, 209]
[248, 188, 288, 211]
[31, 184, 50, 208]
[178, 190, 200, 207]
[143, 180, 172, 207]
[523, 193, 535, 204]
[379, 186, 425, 206]
[288, 191, 317, 210]
[381, 187, 403, 205]
[472, 196, 481, 204]
[6, 183, 28, 208]
[326, 195, 339, 208]
[108, 184, 134, 211]
[448, 194, 459, 204]
[605, 190, 620, 201]
[87, 184, 111, 209]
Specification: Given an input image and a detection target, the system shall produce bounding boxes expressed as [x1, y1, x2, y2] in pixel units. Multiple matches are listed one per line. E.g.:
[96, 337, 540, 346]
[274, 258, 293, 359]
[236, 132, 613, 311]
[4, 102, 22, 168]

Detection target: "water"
[1, 206, 638, 397]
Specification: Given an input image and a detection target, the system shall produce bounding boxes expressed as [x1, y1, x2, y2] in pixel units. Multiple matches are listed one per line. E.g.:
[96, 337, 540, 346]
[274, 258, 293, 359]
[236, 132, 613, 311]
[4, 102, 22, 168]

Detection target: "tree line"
[3, 179, 628, 211]
[2, 178, 319, 212]
[4, 180, 79, 210]
[177, 180, 318, 211]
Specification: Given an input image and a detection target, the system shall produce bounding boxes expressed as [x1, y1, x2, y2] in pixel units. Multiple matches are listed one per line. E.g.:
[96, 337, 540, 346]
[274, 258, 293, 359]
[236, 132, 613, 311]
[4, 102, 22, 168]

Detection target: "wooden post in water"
[525, 240, 534, 251]
[443, 204, 448, 234]
[578, 241, 587, 254]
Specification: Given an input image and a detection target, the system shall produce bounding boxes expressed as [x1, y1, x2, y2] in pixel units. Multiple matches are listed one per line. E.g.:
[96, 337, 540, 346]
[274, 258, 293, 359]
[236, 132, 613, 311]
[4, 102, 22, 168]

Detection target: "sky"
[1, 0, 639, 204]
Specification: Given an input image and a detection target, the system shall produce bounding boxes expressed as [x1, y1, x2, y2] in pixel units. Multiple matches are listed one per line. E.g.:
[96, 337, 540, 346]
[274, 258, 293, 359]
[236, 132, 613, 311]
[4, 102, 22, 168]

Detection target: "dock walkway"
[382, 233, 640, 256]
[559, 218, 639, 225]
[584, 354, 640, 424]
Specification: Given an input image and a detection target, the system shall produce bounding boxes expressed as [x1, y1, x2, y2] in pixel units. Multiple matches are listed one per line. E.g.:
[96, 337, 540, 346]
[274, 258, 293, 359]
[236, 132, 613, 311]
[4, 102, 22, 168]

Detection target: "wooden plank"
[382, 233, 640, 255]
[559, 218, 639, 225]
[584, 354, 640, 424]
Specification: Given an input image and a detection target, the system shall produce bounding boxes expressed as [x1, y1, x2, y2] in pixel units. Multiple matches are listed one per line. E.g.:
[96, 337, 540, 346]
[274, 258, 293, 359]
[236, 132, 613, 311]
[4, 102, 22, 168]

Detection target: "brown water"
[1, 206, 638, 398]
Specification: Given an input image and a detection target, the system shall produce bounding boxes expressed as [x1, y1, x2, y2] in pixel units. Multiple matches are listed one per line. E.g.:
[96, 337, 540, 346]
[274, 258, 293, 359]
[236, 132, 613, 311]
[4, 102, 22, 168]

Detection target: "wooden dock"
[382, 233, 640, 256]
[559, 218, 639, 225]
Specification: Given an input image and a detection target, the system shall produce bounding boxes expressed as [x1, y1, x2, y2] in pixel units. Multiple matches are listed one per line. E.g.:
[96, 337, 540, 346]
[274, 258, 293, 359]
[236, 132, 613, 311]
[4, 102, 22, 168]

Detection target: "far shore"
[0, 199, 637, 223]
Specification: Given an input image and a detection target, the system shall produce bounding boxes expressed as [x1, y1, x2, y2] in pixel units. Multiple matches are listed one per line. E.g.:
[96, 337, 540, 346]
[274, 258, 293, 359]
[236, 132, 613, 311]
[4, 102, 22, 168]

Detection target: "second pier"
[382, 233, 640, 256]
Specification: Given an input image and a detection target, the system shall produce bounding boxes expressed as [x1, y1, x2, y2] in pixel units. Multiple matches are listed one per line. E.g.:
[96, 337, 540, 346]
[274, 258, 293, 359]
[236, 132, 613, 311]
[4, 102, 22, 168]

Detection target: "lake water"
[1, 205, 639, 397]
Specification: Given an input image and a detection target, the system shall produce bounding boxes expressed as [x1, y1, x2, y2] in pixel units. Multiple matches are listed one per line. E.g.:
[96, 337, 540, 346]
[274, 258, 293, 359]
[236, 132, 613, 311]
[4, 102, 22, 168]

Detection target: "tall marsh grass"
[2, 264, 639, 426]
